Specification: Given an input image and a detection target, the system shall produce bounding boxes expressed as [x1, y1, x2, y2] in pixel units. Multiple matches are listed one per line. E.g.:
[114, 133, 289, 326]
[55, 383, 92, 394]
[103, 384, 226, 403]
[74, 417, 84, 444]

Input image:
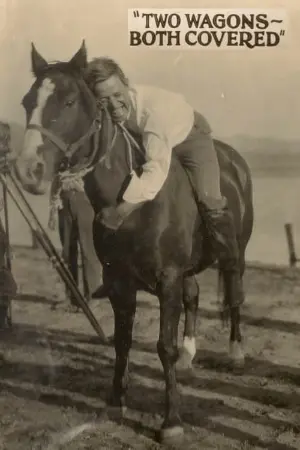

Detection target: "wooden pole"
[284, 223, 297, 267]
[31, 229, 39, 249]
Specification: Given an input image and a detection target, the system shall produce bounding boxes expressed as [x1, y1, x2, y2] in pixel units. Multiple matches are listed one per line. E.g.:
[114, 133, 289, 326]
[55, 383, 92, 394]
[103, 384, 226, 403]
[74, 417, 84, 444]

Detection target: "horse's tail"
[217, 264, 230, 326]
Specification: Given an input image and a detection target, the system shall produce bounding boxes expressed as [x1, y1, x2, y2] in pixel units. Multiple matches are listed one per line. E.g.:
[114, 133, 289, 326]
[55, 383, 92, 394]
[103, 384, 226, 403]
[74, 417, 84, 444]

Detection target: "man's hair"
[84, 57, 129, 91]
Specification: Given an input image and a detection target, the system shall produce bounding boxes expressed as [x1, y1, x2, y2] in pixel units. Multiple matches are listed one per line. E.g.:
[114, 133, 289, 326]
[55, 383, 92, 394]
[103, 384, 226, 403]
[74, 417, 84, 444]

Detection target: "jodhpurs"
[174, 111, 226, 210]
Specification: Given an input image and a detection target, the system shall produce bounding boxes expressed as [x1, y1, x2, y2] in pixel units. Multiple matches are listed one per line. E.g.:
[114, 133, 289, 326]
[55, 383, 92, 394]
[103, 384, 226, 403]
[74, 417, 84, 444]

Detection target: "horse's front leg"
[176, 274, 199, 377]
[229, 304, 244, 372]
[106, 276, 137, 419]
[157, 269, 184, 445]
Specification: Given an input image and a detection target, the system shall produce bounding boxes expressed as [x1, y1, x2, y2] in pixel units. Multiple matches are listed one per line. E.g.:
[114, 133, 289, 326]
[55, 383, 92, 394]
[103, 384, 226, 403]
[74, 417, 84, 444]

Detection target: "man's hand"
[97, 205, 123, 231]
[97, 200, 144, 231]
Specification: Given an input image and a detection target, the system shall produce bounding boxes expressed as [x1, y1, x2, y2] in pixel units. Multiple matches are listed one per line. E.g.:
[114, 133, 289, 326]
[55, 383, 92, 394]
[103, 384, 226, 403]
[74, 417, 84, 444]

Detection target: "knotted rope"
[48, 166, 95, 230]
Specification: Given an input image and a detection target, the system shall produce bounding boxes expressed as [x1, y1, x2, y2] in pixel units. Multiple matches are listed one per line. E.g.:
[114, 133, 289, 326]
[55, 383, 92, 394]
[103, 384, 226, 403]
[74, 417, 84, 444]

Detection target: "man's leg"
[174, 113, 244, 307]
[58, 198, 79, 305]
[70, 192, 105, 301]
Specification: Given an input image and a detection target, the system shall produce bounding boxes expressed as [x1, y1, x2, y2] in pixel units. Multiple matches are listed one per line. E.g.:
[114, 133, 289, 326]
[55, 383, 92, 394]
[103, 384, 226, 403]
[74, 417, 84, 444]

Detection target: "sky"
[0, 0, 299, 140]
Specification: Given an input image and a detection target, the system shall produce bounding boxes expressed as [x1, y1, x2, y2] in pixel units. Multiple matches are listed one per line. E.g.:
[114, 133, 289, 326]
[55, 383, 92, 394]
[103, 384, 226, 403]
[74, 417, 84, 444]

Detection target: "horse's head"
[15, 40, 101, 195]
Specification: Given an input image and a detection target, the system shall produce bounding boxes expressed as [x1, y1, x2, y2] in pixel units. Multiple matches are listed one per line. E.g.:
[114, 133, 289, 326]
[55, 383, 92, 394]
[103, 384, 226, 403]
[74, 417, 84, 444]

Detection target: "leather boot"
[91, 283, 111, 299]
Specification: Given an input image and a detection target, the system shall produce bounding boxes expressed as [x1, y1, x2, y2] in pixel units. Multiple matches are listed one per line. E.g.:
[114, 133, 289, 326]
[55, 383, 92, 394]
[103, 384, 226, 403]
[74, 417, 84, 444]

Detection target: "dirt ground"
[1, 246, 300, 450]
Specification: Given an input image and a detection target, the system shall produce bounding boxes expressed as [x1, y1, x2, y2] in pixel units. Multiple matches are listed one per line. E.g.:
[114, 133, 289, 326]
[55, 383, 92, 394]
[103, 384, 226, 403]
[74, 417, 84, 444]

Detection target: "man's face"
[94, 74, 131, 123]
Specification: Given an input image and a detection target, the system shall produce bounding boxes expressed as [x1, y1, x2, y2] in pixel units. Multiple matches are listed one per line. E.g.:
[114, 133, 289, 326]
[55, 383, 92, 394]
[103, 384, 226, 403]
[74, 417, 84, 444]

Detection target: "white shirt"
[122, 84, 194, 204]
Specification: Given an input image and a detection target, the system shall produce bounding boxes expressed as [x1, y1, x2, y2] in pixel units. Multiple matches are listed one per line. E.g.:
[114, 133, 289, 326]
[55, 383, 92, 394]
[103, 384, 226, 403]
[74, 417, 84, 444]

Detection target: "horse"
[19, 74, 104, 308]
[15, 41, 254, 445]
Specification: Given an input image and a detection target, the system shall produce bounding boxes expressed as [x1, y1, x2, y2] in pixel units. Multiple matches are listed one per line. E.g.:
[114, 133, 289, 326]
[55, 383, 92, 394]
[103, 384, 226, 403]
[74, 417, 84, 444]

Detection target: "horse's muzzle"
[14, 157, 48, 195]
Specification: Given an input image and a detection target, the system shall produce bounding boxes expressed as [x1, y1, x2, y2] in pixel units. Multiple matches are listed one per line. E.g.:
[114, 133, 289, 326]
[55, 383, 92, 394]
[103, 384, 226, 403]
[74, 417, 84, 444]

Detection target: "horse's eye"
[65, 99, 75, 108]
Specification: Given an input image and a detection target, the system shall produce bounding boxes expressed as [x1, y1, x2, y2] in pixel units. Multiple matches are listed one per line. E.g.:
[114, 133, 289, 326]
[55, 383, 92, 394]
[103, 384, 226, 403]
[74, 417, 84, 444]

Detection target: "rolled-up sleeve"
[123, 115, 172, 204]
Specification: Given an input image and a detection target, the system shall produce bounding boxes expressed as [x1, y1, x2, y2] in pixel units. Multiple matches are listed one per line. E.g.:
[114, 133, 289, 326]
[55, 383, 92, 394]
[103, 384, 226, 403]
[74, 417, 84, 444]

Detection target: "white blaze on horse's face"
[23, 78, 55, 159]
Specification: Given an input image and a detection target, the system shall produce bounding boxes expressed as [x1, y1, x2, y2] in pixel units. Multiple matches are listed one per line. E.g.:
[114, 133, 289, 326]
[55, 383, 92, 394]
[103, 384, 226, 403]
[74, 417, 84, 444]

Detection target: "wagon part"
[0, 171, 107, 343]
[2, 171, 107, 342]
[8, 173, 88, 308]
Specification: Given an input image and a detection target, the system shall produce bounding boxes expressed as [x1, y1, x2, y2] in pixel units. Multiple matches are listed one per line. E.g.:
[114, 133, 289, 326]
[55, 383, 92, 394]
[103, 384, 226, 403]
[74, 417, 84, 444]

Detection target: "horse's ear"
[31, 43, 48, 77]
[69, 40, 87, 71]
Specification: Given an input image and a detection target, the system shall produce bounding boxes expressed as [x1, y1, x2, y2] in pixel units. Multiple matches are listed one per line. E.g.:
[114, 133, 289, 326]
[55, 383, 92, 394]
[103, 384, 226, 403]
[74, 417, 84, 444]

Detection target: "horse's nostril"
[33, 161, 45, 180]
[26, 167, 33, 180]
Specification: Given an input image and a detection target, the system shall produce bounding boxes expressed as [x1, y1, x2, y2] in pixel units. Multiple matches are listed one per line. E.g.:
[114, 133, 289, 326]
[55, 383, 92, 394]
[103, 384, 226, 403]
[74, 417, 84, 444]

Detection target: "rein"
[27, 117, 102, 162]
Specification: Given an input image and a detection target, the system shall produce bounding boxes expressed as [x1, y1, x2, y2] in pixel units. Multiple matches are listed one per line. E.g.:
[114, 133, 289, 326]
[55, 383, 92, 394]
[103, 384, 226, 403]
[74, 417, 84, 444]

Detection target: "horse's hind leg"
[176, 274, 199, 377]
[228, 303, 244, 371]
[222, 247, 246, 371]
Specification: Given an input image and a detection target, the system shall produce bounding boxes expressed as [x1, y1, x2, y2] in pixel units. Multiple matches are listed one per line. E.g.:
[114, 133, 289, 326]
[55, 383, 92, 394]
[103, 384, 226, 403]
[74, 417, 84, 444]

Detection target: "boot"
[202, 205, 244, 307]
[91, 283, 111, 299]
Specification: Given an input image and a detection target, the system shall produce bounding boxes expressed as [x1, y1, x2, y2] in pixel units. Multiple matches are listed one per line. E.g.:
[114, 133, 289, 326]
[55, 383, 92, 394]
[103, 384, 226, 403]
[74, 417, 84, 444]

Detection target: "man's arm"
[122, 117, 172, 204]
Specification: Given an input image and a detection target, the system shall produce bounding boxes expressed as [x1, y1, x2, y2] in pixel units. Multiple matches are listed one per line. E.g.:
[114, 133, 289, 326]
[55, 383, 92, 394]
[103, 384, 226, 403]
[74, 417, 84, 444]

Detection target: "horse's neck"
[84, 128, 142, 209]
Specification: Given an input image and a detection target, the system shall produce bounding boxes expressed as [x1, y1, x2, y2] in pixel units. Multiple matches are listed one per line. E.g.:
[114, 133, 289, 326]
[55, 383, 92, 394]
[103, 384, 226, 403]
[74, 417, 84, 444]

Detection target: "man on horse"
[84, 57, 244, 306]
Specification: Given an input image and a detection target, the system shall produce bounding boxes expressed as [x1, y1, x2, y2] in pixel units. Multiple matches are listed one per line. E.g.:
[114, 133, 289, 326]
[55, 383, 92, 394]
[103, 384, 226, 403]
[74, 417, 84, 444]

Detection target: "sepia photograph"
[0, 0, 299, 449]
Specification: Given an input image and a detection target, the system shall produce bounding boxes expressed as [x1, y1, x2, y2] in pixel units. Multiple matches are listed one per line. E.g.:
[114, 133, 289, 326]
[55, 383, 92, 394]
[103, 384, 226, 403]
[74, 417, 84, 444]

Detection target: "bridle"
[26, 107, 103, 172]
[25, 76, 144, 230]
[27, 119, 102, 161]
[25, 69, 145, 175]
[26, 97, 143, 176]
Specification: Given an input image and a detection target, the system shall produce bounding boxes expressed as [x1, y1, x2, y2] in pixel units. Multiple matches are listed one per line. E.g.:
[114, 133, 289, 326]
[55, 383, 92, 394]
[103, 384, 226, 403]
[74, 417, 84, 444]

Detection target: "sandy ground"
[1, 246, 300, 449]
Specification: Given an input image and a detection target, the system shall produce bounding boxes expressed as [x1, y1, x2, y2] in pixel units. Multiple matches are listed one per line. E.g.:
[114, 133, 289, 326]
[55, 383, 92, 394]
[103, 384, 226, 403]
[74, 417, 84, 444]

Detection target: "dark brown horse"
[20, 76, 103, 307]
[15, 41, 254, 445]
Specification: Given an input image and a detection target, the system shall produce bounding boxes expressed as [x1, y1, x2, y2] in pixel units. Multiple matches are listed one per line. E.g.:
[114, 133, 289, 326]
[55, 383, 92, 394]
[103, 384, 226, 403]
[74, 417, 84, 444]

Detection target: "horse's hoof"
[176, 347, 195, 380]
[68, 304, 81, 313]
[176, 364, 195, 382]
[51, 303, 80, 313]
[104, 404, 127, 422]
[229, 342, 245, 374]
[107, 334, 114, 345]
[157, 425, 184, 447]
[105, 393, 127, 422]
[230, 358, 245, 375]
[91, 284, 110, 299]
